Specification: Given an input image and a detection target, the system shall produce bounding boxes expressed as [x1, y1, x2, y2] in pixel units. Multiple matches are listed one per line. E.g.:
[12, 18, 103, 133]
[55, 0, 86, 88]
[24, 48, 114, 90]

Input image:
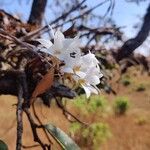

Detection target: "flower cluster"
[37, 30, 103, 98]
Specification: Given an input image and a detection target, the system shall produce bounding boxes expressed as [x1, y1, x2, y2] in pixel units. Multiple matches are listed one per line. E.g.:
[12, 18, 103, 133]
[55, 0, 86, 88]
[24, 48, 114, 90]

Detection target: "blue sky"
[0, 0, 149, 37]
[0, 0, 149, 55]
[86, 0, 149, 37]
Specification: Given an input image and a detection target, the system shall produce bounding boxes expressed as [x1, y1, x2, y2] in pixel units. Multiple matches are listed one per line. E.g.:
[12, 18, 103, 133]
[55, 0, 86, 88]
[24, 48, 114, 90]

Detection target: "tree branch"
[28, 0, 47, 25]
[21, 0, 109, 40]
[16, 76, 24, 150]
[78, 25, 122, 40]
[24, 108, 47, 150]
[117, 4, 150, 61]
[55, 97, 89, 126]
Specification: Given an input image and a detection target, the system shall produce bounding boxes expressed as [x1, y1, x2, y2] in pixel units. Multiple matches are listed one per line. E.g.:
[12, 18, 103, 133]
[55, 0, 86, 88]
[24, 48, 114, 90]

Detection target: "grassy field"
[0, 68, 150, 150]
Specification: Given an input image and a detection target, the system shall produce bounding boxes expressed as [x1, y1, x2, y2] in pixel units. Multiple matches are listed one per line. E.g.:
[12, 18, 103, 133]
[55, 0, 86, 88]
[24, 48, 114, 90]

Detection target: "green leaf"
[0, 140, 8, 150]
[44, 124, 80, 150]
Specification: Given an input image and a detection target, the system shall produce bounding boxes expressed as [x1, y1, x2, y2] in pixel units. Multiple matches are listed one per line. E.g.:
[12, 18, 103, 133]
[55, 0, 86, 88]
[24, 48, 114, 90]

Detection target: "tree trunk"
[28, 0, 47, 26]
[117, 4, 150, 61]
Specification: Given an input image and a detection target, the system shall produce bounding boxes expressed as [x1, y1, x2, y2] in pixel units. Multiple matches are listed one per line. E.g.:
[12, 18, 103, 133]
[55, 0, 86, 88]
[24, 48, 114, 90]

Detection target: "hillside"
[0, 67, 150, 150]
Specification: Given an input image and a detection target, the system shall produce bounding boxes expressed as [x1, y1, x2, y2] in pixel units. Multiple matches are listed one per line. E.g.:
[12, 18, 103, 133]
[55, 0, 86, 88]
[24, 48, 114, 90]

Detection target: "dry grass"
[0, 96, 70, 149]
[0, 68, 150, 150]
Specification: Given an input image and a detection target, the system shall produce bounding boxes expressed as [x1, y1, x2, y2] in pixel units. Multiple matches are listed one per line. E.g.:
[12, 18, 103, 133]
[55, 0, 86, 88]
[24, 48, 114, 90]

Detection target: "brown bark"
[117, 4, 150, 61]
[28, 0, 47, 25]
[16, 82, 23, 150]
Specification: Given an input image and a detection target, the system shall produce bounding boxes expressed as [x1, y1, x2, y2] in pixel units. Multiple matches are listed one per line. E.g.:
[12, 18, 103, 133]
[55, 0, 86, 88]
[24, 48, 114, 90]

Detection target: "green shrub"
[121, 76, 131, 86]
[69, 122, 81, 135]
[87, 123, 111, 148]
[136, 84, 145, 92]
[121, 78, 131, 86]
[69, 122, 111, 149]
[87, 96, 107, 113]
[122, 79, 131, 86]
[113, 97, 129, 115]
[73, 95, 108, 115]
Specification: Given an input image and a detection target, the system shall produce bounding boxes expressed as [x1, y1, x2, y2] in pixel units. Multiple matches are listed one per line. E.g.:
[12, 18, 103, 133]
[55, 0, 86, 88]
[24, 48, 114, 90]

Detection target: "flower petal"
[36, 39, 53, 49]
[54, 30, 65, 50]
[82, 52, 99, 66]
[63, 39, 74, 49]
[55, 30, 65, 40]
[76, 71, 86, 78]
[82, 84, 99, 98]
[87, 75, 100, 85]
[89, 85, 99, 94]
[61, 66, 74, 73]
[82, 84, 91, 98]
[39, 48, 54, 55]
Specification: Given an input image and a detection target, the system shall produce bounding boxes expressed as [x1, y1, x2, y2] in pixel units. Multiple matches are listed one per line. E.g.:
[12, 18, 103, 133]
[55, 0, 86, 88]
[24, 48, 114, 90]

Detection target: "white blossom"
[64, 51, 103, 98]
[37, 30, 81, 61]
[37, 28, 103, 98]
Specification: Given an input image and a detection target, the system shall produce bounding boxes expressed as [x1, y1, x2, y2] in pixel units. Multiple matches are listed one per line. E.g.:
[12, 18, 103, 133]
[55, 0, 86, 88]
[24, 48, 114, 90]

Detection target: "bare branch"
[24, 108, 50, 150]
[32, 102, 53, 145]
[21, 0, 109, 40]
[79, 25, 122, 40]
[55, 97, 89, 126]
[117, 4, 150, 61]
[16, 80, 24, 150]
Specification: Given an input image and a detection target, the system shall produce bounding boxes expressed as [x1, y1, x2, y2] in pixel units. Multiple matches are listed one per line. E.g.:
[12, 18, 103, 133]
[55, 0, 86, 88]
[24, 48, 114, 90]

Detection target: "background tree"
[0, 0, 150, 149]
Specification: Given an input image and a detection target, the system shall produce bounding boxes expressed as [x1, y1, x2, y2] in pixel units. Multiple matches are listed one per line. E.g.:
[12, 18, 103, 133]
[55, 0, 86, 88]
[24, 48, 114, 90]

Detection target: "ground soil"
[0, 68, 150, 150]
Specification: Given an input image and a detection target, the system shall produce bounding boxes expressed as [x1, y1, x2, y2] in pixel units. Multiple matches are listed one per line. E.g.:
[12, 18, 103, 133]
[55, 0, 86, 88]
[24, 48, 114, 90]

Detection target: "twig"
[79, 25, 122, 40]
[0, 29, 34, 50]
[32, 100, 75, 149]
[0, 29, 52, 69]
[16, 77, 24, 150]
[55, 97, 89, 126]
[21, 0, 86, 41]
[24, 108, 50, 150]
[49, 0, 86, 25]
[21, 0, 109, 40]
[32, 102, 53, 145]
[51, 0, 110, 31]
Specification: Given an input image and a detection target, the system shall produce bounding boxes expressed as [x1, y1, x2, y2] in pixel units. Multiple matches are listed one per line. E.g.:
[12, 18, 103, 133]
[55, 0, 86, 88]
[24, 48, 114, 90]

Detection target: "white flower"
[81, 51, 99, 67]
[73, 52, 102, 78]
[82, 84, 99, 98]
[37, 30, 81, 61]
[65, 51, 103, 98]
[61, 52, 82, 74]
[37, 28, 103, 98]
[79, 54, 102, 98]
[73, 65, 102, 98]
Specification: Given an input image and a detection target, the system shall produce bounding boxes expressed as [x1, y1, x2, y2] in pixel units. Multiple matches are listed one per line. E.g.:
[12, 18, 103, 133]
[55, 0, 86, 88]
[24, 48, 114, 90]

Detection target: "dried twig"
[24, 108, 51, 150]
[55, 97, 89, 126]
[16, 80, 24, 150]
[21, 0, 86, 41]
[0, 29, 53, 70]
[79, 25, 122, 40]
[21, 0, 109, 40]
[32, 102, 53, 145]
[0, 29, 35, 50]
